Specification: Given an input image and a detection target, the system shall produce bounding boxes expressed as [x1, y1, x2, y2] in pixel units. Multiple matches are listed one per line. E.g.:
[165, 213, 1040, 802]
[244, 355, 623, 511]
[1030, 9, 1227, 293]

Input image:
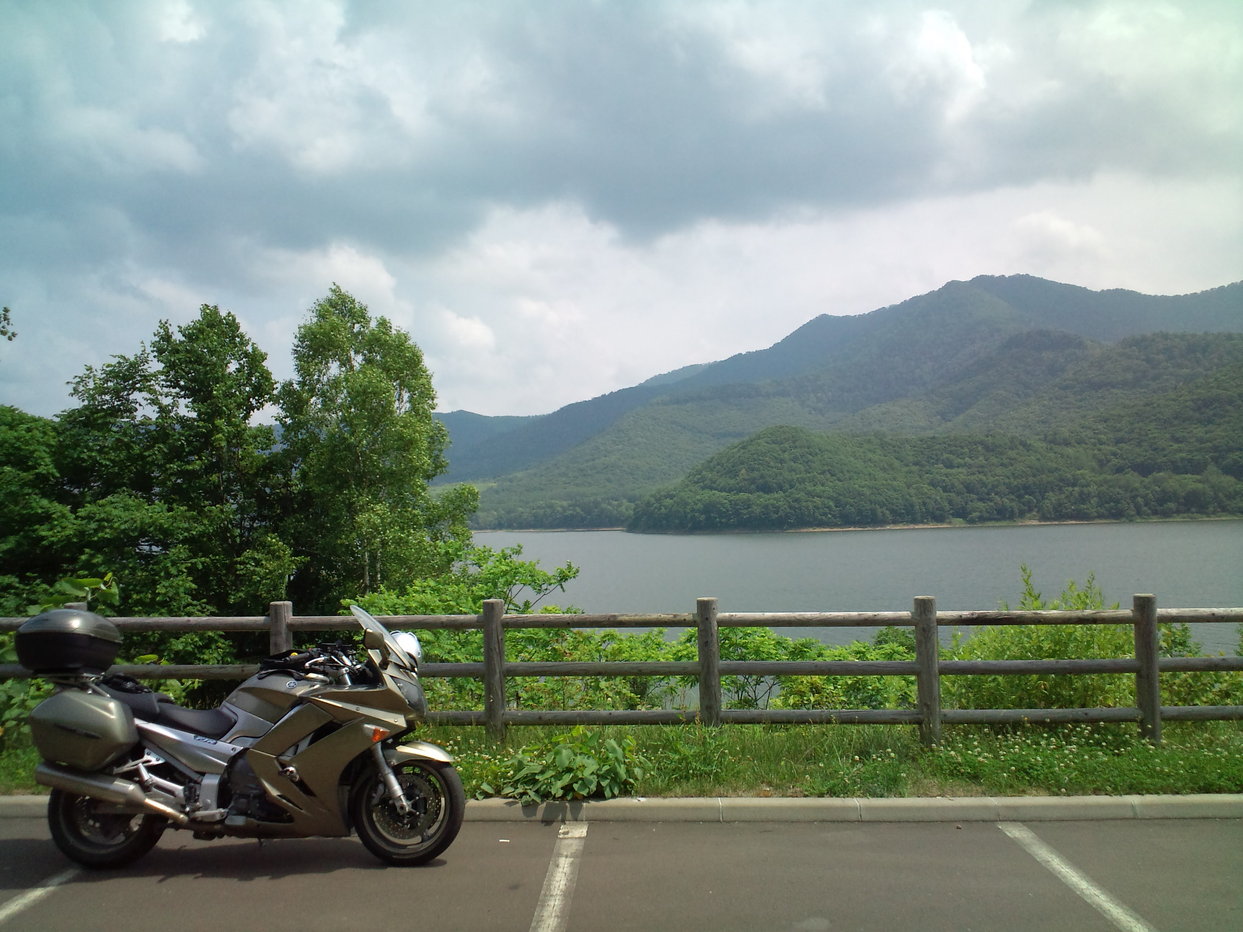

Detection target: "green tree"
[0, 306, 14, 342]
[0, 407, 67, 601]
[148, 308, 297, 612]
[57, 349, 160, 503]
[49, 307, 290, 618]
[277, 286, 476, 609]
[149, 308, 275, 514]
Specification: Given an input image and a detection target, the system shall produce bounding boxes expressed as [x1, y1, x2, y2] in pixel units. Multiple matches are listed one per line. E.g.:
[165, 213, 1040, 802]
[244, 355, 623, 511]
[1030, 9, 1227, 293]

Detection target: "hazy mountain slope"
[471, 388, 843, 527]
[986, 332, 1243, 434]
[444, 276, 1241, 484]
[476, 332, 1243, 524]
[968, 276, 1243, 340]
[442, 278, 1022, 482]
[470, 287, 1075, 520]
[437, 275, 1241, 527]
[438, 381, 675, 482]
[836, 329, 1101, 433]
[628, 342, 1243, 532]
[437, 410, 538, 456]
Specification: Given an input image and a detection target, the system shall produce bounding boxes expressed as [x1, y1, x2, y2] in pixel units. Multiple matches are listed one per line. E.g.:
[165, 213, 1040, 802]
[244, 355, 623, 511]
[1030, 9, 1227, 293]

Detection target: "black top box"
[16, 609, 121, 674]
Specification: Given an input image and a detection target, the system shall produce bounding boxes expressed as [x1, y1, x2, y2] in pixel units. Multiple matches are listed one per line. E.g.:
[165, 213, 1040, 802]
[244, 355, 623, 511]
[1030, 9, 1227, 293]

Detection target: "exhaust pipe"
[35, 762, 189, 825]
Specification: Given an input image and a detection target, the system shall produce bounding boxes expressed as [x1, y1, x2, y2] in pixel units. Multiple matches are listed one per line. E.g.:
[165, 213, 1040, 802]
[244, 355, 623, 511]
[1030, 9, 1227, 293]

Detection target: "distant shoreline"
[474, 515, 1243, 535]
[788, 515, 1243, 534]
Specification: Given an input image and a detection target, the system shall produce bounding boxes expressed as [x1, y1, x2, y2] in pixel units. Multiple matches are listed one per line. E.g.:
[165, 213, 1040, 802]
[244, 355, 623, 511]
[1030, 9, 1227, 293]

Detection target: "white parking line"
[0, 867, 79, 927]
[998, 822, 1157, 932]
[530, 822, 589, 932]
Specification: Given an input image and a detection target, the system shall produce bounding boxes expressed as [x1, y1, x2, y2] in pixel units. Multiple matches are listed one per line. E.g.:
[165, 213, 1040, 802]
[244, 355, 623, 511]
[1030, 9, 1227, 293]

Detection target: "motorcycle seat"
[152, 703, 237, 739]
[103, 686, 236, 739]
[101, 686, 169, 720]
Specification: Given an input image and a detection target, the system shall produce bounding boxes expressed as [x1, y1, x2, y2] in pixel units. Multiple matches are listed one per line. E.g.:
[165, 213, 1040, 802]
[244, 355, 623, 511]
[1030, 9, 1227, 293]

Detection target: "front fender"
[385, 740, 453, 766]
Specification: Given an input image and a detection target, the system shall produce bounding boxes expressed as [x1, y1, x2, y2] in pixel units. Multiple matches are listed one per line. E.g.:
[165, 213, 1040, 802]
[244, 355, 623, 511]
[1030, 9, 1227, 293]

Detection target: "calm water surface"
[477, 520, 1243, 653]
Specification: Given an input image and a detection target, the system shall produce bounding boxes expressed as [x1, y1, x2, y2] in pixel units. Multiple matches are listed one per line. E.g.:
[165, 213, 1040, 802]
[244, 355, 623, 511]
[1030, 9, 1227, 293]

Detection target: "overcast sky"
[2, 0, 1240, 419]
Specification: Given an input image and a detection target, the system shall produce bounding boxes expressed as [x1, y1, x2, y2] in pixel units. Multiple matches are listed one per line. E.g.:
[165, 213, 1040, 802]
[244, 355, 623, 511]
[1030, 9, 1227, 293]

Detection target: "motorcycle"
[16, 604, 464, 868]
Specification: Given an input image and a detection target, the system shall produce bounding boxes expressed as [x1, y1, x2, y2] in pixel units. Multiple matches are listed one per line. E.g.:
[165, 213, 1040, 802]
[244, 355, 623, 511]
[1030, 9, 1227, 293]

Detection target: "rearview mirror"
[363, 628, 389, 665]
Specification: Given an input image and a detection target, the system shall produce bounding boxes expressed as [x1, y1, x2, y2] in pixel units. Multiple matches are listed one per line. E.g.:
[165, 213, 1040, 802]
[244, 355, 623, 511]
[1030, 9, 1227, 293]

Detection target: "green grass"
[0, 743, 39, 795]
[429, 721, 1243, 800]
[5, 722, 1241, 799]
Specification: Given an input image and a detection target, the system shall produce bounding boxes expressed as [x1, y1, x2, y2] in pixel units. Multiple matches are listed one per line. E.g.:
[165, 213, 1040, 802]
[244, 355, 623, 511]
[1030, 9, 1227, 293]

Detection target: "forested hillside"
[448, 276, 1242, 529]
[630, 333, 1243, 531]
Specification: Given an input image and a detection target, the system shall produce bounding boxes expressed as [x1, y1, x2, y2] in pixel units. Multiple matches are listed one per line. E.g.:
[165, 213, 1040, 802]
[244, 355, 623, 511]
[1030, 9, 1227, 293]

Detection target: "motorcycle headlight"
[392, 631, 423, 665]
[396, 675, 426, 719]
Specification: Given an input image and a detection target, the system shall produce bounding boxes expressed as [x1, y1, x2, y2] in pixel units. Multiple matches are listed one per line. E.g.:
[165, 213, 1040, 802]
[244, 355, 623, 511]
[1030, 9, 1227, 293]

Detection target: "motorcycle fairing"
[215, 686, 413, 836]
[137, 721, 242, 775]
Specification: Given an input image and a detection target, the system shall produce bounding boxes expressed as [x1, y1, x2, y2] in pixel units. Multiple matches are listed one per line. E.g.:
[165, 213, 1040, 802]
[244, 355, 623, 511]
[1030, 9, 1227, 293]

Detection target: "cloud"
[1014, 210, 1108, 267]
[156, 1, 206, 45]
[0, 0, 1240, 419]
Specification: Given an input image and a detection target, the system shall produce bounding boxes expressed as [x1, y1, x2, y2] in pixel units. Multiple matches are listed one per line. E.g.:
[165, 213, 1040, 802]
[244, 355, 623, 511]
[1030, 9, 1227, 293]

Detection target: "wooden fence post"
[914, 596, 942, 747]
[1133, 593, 1161, 744]
[268, 601, 293, 654]
[696, 597, 722, 727]
[483, 598, 507, 740]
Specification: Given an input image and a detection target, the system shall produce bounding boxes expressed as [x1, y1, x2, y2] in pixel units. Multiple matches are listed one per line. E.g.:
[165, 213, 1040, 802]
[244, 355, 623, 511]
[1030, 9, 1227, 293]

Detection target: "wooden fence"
[4, 596, 1243, 746]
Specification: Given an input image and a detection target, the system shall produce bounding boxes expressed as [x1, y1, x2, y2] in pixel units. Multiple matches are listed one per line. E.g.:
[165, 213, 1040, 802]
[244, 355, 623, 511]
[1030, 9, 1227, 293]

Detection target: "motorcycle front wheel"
[351, 759, 465, 865]
[47, 788, 166, 869]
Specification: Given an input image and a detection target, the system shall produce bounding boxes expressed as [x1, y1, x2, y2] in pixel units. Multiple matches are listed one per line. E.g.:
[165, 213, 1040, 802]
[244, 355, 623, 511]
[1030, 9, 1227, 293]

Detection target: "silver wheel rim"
[71, 797, 146, 847]
[370, 767, 446, 847]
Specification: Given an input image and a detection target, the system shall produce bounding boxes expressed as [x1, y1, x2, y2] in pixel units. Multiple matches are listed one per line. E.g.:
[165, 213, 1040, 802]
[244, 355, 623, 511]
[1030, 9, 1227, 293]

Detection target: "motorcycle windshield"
[350, 604, 391, 642]
[349, 605, 418, 670]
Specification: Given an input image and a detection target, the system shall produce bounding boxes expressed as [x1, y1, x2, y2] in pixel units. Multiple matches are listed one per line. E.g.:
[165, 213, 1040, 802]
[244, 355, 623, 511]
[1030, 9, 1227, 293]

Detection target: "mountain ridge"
[432, 274, 1242, 529]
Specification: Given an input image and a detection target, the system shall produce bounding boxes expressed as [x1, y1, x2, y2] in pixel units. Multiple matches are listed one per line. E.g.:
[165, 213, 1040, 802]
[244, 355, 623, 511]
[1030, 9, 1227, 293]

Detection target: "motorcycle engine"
[225, 755, 290, 822]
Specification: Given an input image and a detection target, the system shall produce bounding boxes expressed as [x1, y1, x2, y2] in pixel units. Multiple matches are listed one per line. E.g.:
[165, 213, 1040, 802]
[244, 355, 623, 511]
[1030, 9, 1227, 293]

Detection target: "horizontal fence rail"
[4, 596, 1243, 745]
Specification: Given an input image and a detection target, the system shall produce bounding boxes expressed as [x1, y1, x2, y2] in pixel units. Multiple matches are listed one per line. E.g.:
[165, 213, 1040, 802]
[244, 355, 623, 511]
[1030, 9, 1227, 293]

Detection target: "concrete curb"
[5, 793, 1241, 823]
[0, 796, 46, 818]
[464, 793, 1243, 823]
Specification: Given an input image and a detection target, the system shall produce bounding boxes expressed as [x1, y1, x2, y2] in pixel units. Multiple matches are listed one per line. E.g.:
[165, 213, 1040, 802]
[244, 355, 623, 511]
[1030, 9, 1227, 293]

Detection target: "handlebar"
[259, 644, 364, 684]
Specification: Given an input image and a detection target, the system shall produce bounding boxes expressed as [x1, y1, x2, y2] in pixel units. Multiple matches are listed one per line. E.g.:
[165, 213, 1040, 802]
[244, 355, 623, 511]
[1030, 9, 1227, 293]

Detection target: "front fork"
[370, 743, 412, 815]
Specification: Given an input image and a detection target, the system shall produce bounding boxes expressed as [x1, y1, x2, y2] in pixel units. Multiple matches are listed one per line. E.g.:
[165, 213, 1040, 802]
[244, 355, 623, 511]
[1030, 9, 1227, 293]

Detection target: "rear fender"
[385, 740, 453, 766]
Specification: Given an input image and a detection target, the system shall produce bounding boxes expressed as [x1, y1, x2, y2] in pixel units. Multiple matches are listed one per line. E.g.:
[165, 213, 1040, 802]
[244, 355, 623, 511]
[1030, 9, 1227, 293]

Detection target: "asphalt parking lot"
[2, 797, 1241, 932]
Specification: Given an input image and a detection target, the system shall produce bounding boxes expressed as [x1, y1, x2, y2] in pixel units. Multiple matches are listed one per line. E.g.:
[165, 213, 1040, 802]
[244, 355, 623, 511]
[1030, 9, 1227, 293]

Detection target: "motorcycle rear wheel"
[47, 788, 166, 869]
[351, 759, 465, 865]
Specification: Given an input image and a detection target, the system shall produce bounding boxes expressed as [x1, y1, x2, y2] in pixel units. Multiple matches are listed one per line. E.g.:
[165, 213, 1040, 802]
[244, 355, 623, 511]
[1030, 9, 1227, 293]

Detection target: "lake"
[476, 520, 1243, 654]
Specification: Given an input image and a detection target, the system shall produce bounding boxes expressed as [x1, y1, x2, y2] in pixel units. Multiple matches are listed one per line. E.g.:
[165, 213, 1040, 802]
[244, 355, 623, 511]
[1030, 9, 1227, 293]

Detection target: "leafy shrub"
[773, 640, 916, 711]
[670, 626, 830, 709]
[507, 627, 674, 712]
[486, 727, 647, 804]
[348, 542, 579, 616]
[28, 573, 120, 613]
[941, 567, 1239, 712]
[1, 573, 122, 745]
[0, 635, 51, 749]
